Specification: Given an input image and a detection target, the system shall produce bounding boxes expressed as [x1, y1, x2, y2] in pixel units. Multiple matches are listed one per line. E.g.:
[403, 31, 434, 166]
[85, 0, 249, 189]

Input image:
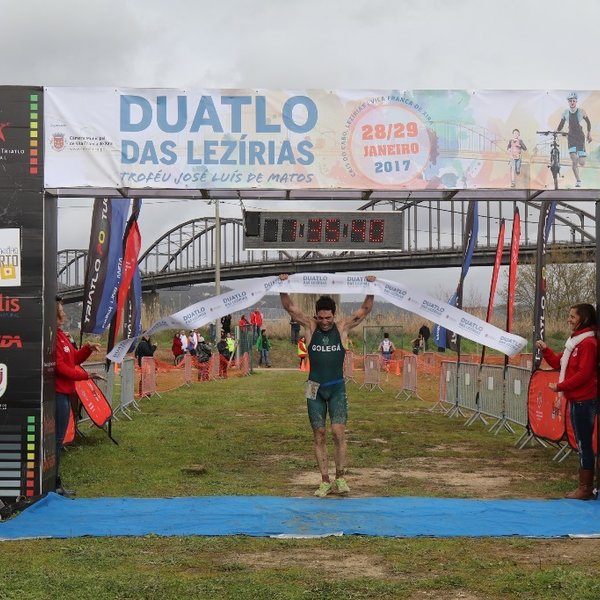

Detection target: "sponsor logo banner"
[0, 293, 20, 318]
[0, 229, 21, 287]
[45, 88, 600, 191]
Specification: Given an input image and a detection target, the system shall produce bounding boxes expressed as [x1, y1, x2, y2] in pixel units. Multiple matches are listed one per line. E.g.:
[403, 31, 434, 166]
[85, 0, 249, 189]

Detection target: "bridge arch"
[57, 197, 597, 301]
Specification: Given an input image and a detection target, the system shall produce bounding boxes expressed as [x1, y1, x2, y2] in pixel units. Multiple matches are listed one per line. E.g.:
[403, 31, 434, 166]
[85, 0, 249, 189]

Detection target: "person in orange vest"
[297, 335, 308, 370]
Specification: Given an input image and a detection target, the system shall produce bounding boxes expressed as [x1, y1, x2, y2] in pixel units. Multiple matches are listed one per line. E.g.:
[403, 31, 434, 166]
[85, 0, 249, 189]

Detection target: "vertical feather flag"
[532, 201, 557, 370]
[106, 199, 142, 356]
[80, 198, 130, 336]
[434, 201, 479, 352]
[506, 206, 521, 334]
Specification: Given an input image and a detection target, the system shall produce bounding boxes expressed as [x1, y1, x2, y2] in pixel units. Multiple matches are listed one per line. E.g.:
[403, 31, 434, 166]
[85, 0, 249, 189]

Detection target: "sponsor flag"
[506, 206, 521, 334]
[532, 201, 557, 370]
[106, 199, 142, 355]
[434, 201, 479, 351]
[80, 198, 130, 335]
[122, 265, 142, 347]
[477, 218, 505, 366]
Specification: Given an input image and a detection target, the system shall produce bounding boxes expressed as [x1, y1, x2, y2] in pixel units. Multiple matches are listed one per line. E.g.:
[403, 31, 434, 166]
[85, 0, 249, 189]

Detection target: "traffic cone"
[395, 360, 401, 376]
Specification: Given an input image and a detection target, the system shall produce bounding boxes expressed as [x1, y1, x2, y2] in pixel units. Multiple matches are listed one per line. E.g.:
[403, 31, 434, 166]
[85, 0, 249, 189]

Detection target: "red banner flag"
[485, 218, 505, 324]
[506, 206, 521, 333]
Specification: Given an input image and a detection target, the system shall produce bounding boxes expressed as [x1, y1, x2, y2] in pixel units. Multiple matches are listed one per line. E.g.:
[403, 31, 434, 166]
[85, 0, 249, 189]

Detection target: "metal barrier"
[344, 351, 357, 384]
[454, 362, 478, 418]
[360, 353, 383, 391]
[396, 354, 421, 400]
[431, 360, 455, 412]
[504, 366, 530, 429]
[478, 364, 504, 425]
[140, 357, 158, 399]
[437, 362, 532, 436]
[114, 357, 139, 420]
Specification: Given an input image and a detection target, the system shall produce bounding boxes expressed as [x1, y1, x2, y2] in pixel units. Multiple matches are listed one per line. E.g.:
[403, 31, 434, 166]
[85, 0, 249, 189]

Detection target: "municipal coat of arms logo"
[51, 132, 65, 151]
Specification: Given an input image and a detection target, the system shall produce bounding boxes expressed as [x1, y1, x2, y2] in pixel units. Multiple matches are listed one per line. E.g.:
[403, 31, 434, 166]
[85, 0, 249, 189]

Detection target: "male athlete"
[557, 92, 592, 187]
[279, 274, 375, 497]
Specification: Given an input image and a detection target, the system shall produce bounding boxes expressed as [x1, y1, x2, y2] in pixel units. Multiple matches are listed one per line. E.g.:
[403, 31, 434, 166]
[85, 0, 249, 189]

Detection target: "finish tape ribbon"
[107, 273, 527, 363]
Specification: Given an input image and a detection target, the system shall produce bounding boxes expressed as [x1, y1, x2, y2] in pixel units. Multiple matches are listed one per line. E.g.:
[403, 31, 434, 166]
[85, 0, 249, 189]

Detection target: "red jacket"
[171, 335, 183, 357]
[55, 329, 93, 394]
[542, 327, 597, 401]
[250, 310, 263, 328]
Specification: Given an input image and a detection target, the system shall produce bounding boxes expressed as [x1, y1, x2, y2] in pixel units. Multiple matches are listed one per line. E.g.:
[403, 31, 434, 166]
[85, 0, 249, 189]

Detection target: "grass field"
[1, 364, 599, 599]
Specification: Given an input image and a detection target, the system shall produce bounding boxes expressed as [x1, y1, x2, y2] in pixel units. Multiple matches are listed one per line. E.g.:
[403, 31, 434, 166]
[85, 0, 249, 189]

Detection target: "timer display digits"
[325, 218, 341, 243]
[351, 219, 366, 242]
[243, 211, 403, 250]
[308, 218, 323, 242]
[264, 219, 279, 242]
[281, 218, 297, 242]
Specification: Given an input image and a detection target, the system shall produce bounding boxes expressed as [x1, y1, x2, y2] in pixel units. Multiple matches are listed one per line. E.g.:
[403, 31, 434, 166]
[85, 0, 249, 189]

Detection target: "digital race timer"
[243, 211, 404, 250]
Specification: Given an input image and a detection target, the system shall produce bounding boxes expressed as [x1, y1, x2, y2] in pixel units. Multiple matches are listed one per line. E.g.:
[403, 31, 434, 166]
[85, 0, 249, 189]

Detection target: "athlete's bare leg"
[331, 423, 347, 479]
[570, 152, 581, 183]
[313, 427, 330, 481]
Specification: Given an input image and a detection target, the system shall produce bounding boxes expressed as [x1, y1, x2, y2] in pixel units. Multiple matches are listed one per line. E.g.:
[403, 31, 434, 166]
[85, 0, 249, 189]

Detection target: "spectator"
[536, 303, 598, 499]
[297, 335, 308, 370]
[290, 318, 301, 345]
[250, 308, 263, 341]
[378, 332, 396, 364]
[179, 330, 188, 354]
[217, 333, 231, 378]
[55, 297, 102, 497]
[411, 335, 424, 355]
[238, 314, 250, 331]
[172, 332, 184, 365]
[135, 335, 157, 367]
[220, 314, 232, 335]
[418, 323, 431, 351]
[187, 330, 197, 356]
[196, 335, 212, 381]
[256, 329, 272, 367]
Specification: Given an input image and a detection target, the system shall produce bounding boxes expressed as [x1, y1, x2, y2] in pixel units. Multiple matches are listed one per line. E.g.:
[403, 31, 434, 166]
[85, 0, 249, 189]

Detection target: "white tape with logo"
[107, 274, 526, 363]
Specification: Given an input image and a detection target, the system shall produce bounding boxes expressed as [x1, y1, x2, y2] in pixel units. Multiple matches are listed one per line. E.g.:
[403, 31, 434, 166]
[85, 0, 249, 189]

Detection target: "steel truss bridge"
[53, 187, 600, 303]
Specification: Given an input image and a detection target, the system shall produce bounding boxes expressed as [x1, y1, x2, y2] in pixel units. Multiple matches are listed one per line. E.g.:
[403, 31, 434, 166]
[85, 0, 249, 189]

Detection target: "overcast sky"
[3, 0, 599, 301]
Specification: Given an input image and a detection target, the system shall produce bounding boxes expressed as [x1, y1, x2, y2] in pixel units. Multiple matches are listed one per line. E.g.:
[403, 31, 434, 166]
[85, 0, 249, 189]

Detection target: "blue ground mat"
[1, 493, 599, 540]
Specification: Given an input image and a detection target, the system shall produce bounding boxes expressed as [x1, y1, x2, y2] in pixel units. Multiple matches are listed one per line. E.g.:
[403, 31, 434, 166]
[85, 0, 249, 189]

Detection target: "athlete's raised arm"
[279, 274, 315, 332]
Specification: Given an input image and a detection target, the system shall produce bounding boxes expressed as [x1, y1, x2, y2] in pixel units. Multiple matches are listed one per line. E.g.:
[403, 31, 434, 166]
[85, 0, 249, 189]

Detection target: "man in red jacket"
[55, 298, 102, 497]
[250, 308, 263, 341]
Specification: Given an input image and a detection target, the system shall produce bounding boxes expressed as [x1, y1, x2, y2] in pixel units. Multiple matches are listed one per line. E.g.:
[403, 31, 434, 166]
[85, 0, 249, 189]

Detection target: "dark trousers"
[569, 399, 597, 470]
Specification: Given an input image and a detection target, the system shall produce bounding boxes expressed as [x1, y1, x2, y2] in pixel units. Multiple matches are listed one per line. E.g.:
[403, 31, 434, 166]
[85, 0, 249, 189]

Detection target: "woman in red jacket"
[55, 298, 101, 497]
[536, 303, 598, 500]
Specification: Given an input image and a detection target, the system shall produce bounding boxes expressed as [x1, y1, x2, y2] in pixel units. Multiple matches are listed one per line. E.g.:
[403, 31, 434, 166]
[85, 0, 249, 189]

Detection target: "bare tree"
[499, 249, 596, 322]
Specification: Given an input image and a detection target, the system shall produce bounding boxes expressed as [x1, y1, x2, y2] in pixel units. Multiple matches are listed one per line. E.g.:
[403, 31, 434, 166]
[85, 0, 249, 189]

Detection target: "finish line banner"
[107, 274, 526, 363]
[45, 88, 600, 191]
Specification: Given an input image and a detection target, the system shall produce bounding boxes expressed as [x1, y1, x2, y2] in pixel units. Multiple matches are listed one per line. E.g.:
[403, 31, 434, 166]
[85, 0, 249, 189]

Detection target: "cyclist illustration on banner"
[556, 91, 592, 188]
[536, 130, 568, 191]
[506, 128, 527, 188]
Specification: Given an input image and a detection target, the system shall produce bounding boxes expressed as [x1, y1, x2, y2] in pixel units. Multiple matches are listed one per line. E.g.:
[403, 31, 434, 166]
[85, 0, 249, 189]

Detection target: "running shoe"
[576, 180, 582, 187]
[314, 482, 332, 498]
[334, 478, 350, 495]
